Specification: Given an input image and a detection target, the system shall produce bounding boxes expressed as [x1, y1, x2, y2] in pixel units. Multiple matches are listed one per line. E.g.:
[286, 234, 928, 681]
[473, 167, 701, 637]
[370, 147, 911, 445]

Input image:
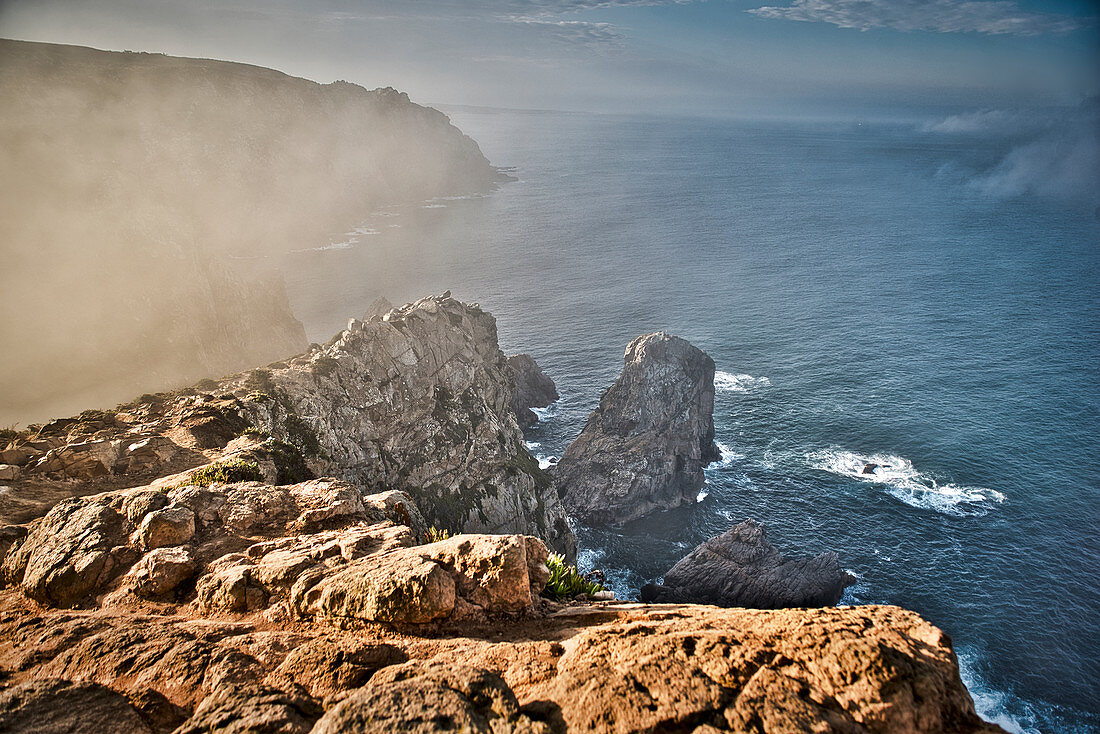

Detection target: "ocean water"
[280, 110, 1100, 732]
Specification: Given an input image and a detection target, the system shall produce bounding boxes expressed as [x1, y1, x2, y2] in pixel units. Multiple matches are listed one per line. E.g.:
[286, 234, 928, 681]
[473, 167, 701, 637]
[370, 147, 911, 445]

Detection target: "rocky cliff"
[555, 333, 721, 525]
[507, 354, 560, 428]
[0, 295, 575, 561]
[0, 39, 499, 426]
[0, 465, 1003, 734]
[0, 300, 1004, 733]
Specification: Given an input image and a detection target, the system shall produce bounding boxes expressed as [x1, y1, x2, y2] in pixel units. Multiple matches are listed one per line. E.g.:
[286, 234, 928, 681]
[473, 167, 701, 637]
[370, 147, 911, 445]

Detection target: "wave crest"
[807, 449, 1005, 517]
[715, 371, 771, 393]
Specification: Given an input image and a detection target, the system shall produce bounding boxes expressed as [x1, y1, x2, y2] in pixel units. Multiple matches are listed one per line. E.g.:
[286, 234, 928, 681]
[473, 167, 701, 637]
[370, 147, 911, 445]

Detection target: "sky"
[0, 0, 1097, 116]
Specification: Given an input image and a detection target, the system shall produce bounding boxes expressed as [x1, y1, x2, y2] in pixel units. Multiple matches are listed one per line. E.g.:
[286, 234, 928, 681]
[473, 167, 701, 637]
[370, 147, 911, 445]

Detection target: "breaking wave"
[714, 371, 770, 393]
[807, 449, 1005, 517]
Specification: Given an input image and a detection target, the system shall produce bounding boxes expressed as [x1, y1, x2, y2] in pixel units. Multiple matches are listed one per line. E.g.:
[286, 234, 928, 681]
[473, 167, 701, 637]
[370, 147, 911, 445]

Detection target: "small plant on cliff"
[425, 526, 454, 544]
[245, 391, 271, 403]
[240, 426, 268, 438]
[543, 553, 604, 599]
[181, 458, 263, 488]
[311, 356, 339, 378]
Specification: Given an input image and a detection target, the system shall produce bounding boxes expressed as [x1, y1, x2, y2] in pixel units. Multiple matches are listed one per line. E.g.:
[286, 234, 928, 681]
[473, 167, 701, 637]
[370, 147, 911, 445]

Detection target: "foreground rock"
[508, 354, 560, 428]
[0, 295, 576, 562]
[0, 595, 1003, 734]
[555, 333, 720, 525]
[641, 519, 856, 608]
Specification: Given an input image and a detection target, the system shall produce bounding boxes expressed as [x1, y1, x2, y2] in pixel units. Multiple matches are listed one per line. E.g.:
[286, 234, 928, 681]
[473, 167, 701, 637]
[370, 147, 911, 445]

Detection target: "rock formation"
[640, 519, 856, 608]
[0, 39, 500, 426]
[0, 295, 575, 562]
[554, 332, 721, 525]
[507, 354, 560, 428]
[0, 303, 1004, 733]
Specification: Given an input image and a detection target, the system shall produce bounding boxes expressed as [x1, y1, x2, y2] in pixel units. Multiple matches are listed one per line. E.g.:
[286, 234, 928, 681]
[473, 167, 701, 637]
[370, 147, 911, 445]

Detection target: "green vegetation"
[244, 369, 276, 394]
[241, 426, 268, 438]
[543, 554, 604, 599]
[262, 438, 314, 485]
[180, 458, 263, 487]
[283, 410, 322, 457]
[425, 526, 454, 544]
[245, 391, 271, 403]
[311, 356, 339, 378]
[195, 378, 219, 391]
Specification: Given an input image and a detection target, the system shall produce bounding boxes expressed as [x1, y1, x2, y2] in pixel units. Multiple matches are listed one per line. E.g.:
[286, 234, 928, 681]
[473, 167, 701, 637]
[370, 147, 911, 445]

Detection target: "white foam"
[715, 371, 771, 393]
[807, 449, 1005, 517]
[957, 648, 1041, 734]
[422, 203, 447, 209]
[696, 486, 710, 502]
[530, 402, 559, 422]
[524, 440, 557, 470]
[706, 441, 742, 470]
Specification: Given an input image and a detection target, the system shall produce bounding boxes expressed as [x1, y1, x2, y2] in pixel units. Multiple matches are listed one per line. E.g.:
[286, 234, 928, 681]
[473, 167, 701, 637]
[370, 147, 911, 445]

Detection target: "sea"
[279, 108, 1100, 733]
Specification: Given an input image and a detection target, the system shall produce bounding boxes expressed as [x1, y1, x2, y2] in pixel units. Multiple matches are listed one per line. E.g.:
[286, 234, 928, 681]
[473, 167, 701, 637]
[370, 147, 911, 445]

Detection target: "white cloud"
[748, 0, 1090, 35]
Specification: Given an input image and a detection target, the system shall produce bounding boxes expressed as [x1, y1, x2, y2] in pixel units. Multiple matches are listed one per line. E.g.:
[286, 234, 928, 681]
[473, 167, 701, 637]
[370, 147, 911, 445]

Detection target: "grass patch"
[425, 526, 454, 544]
[180, 458, 263, 488]
[543, 553, 604, 599]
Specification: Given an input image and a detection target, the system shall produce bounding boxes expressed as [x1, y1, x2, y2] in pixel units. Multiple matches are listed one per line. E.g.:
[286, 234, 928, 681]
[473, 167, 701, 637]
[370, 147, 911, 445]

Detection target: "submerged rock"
[554, 332, 720, 525]
[507, 353, 559, 428]
[641, 519, 855, 608]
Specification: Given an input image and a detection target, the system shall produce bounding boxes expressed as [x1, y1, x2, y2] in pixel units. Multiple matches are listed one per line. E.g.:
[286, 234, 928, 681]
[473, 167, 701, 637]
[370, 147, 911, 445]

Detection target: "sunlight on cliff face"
[0, 40, 495, 426]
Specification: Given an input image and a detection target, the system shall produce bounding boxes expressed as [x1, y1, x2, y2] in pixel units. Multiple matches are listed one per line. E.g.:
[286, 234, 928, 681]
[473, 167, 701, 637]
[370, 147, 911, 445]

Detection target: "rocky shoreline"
[0, 295, 1003, 733]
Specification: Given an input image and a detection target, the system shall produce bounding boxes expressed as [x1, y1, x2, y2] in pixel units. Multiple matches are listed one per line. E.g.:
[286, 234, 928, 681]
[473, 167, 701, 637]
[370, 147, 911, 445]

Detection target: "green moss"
[181, 458, 263, 488]
[543, 553, 603, 599]
[245, 369, 276, 394]
[241, 426, 268, 438]
[245, 391, 272, 403]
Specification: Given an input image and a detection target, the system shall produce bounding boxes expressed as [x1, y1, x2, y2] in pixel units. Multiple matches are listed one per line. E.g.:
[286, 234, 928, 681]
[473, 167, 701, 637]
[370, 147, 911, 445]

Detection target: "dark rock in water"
[554, 332, 720, 525]
[649, 519, 855, 609]
[862, 463, 880, 475]
[507, 354, 559, 428]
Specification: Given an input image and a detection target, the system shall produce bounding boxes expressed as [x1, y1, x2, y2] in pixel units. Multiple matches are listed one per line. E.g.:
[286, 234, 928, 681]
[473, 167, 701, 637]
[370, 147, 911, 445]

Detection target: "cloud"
[509, 17, 626, 49]
[748, 0, 1091, 35]
[928, 98, 1100, 209]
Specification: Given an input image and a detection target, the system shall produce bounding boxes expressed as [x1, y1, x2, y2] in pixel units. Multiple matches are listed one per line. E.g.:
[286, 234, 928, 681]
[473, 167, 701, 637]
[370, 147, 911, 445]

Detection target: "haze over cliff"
[0, 39, 498, 426]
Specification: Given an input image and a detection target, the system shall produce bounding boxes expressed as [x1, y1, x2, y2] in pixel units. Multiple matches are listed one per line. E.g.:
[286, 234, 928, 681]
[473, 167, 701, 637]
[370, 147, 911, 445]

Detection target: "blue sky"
[1, 0, 1097, 116]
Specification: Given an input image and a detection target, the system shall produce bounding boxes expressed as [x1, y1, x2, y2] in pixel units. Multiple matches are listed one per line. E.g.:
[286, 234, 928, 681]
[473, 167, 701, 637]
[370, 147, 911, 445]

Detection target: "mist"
[0, 39, 498, 427]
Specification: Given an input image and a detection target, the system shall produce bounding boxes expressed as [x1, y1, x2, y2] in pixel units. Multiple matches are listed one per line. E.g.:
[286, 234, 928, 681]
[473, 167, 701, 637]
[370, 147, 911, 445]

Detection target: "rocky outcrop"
[0, 594, 1004, 734]
[229, 294, 575, 560]
[507, 354, 560, 428]
[554, 332, 720, 525]
[640, 519, 856, 608]
[0, 296, 575, 562]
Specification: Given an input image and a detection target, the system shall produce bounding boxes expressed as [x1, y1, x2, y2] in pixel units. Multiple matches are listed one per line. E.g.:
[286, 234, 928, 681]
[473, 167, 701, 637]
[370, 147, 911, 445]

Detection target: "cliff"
[0, 39, 499, 426]
[555, 333, 720, 525]
[0, 297, 1005, 732]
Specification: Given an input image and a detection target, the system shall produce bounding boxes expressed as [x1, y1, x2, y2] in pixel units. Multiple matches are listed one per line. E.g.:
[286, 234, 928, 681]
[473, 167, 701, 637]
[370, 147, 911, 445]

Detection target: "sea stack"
[640, 519, 856, 608]
[554, 332, 720, 525]
[507, 354, 559, 428]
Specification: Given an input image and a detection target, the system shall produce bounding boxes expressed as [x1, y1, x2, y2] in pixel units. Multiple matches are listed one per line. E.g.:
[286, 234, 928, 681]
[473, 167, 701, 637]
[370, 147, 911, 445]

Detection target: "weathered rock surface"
[230, 294, 575, 560]
[0, 296, 575, 563]
[555, 332, 720, 525]
[0, 679, 155, 734]
[640, 519, 856, 609]
[0, 597, 1003, 734]
[508, 353, 560, 428]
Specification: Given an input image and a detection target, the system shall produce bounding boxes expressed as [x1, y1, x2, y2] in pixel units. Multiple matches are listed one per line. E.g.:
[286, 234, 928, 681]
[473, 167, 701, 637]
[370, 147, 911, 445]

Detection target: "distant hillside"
[0, 39, 499, 426]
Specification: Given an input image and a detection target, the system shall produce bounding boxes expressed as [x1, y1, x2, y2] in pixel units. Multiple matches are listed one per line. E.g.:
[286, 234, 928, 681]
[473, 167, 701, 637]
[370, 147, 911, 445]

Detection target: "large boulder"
[507, 353, 559, 428]
[0, 679, 154, 734]
[554, 332, 720, 525]
[641, 519, 855, 608]
[312, 663, 550, 734]
[292, 533, 549, 626]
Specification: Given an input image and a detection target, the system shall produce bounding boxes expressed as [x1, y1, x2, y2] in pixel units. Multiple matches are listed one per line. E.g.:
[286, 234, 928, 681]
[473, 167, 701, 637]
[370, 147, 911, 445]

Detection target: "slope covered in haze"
[0, 39, 499, 426]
